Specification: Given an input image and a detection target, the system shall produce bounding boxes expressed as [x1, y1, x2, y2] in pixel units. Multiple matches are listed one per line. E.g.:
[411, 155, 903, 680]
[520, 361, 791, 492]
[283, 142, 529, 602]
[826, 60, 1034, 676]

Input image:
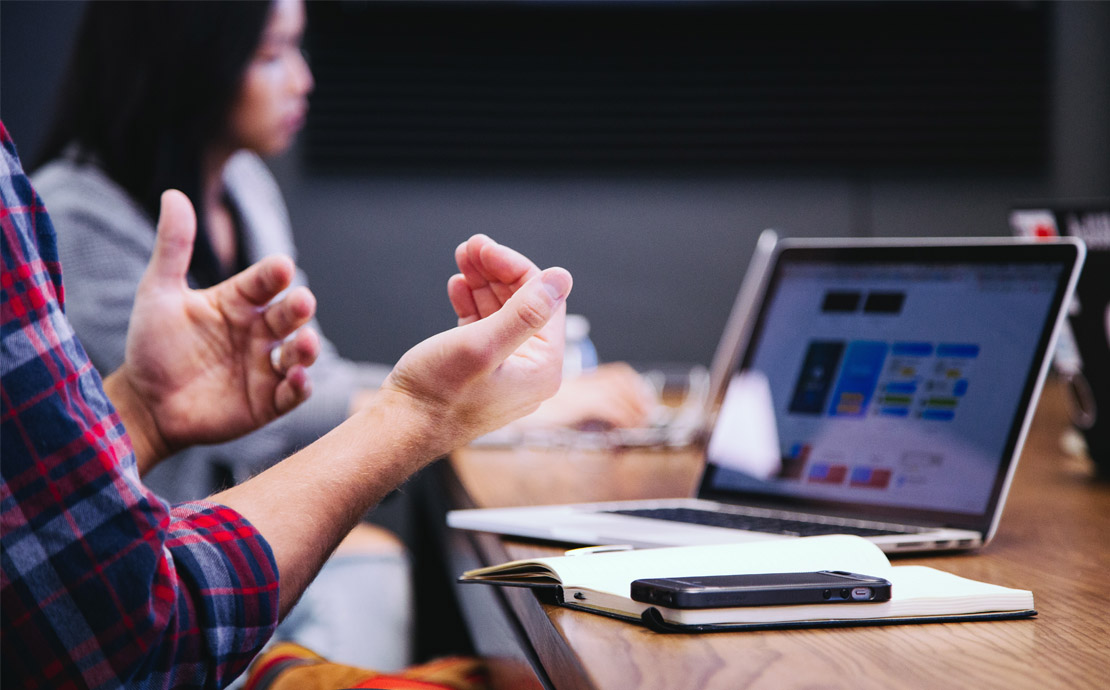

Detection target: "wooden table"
[438, 380, 1110, 690]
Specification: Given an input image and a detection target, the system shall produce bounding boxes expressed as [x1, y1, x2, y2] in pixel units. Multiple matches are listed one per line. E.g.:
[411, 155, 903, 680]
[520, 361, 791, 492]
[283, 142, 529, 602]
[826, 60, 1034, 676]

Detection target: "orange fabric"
[244, 642, 488, 690]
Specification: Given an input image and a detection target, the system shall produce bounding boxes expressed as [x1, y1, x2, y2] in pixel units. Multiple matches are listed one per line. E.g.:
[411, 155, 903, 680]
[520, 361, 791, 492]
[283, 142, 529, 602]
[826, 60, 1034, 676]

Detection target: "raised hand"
[447, 233, 540, 325]
[106, 190, 320, 468]
[382, 234, 571, 453]
[448, 234, 654, 432]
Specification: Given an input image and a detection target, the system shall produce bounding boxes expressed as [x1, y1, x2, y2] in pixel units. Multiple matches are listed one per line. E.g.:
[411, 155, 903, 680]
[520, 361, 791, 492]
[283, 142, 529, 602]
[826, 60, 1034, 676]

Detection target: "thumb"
[466, 267, 573, 362]
[143, 189, 197, 288]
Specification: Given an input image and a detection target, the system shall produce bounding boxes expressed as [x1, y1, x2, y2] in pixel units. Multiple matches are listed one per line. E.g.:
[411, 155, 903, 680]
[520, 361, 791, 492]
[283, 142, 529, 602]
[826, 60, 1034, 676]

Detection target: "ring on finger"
[270, 345, 283, 374]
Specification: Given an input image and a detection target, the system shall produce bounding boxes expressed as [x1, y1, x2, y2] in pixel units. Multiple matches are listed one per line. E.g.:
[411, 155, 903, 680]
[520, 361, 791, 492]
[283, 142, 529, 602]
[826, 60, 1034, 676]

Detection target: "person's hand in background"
[520, 362, 655, 431]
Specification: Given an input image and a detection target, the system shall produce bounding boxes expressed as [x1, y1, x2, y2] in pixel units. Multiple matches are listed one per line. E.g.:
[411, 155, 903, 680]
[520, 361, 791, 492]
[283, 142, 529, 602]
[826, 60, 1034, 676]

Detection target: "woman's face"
[227, 0, 314, 156]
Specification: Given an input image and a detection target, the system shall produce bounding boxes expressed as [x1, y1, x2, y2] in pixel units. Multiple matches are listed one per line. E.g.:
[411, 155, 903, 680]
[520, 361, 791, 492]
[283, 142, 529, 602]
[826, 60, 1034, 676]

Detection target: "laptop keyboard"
[606, 507, 914, 538]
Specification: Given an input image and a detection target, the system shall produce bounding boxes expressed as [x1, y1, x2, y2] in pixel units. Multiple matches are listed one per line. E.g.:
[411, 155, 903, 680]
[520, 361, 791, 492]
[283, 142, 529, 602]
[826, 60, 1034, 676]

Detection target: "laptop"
[1010, 200, 1110, 471]
[448, 235, 1085, 553]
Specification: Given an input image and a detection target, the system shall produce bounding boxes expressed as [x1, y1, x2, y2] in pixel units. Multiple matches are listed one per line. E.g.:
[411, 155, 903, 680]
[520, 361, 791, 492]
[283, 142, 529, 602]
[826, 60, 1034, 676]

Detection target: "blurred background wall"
[3, 0, 1107, 368]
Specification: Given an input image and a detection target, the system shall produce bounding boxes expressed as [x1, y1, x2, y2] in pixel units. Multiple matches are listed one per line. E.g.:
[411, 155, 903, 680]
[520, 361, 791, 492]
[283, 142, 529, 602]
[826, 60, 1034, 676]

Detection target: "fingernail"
[541, 269, 572, 300]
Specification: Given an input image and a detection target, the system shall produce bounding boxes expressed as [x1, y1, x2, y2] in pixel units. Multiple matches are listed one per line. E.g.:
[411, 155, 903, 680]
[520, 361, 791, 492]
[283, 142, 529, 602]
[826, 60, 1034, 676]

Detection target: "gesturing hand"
[381, 234, 571, 455]
[449, 235, 653, 432]
[446, 233, 541, 326]
[106, 190, 320, 469]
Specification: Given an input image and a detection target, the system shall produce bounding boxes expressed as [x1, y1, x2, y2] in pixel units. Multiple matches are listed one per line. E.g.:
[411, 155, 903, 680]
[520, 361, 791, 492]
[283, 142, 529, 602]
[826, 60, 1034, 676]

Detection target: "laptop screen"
[701, 240, 1082, 532]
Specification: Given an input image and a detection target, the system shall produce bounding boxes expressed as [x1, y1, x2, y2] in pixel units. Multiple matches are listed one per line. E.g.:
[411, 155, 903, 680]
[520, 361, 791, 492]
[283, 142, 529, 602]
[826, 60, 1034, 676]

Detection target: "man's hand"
[381, 234, 572, 454]
[446, 233, 541, 325]
[215, 234, 569, 613]
[448, 234, 653, 432]
[104, 190, 320, 470]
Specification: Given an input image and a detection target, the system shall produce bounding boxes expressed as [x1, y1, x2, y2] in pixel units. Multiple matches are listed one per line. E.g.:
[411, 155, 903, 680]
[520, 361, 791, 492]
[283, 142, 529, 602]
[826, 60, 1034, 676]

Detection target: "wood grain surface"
[449, 381, 1110, 689]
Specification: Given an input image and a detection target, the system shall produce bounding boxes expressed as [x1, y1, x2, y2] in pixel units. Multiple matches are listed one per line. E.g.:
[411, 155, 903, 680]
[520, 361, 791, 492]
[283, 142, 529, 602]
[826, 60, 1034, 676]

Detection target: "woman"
[33, 0, 652, 669]
[32, 0, 409, 672]
[33, 0, 386, 497]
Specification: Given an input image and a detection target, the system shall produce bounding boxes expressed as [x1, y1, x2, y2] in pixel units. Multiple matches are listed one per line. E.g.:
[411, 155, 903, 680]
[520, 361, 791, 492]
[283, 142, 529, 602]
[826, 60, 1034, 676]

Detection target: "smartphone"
[629, 571, 892, 609]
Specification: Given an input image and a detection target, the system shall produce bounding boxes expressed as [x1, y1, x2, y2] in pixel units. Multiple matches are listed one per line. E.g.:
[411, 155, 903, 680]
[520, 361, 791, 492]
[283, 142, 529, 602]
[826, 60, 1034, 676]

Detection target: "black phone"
[629, 571, 893, 609]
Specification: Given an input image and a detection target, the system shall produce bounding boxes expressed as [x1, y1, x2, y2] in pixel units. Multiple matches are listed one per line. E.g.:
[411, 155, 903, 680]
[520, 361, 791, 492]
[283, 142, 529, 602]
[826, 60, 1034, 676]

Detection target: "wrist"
[102, 366, 173, 474]
[347, 387, 379, 417]
[359, 385, 463, 462]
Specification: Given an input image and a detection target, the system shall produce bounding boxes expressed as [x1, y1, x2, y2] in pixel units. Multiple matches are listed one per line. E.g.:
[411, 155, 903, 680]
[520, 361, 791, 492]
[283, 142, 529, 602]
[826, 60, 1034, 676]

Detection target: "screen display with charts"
[702, 243, 1077, 527]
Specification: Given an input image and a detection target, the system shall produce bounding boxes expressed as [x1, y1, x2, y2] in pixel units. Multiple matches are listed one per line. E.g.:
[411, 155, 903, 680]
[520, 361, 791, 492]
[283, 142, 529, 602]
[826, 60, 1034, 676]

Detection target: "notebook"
[448, 235, 1086, 553]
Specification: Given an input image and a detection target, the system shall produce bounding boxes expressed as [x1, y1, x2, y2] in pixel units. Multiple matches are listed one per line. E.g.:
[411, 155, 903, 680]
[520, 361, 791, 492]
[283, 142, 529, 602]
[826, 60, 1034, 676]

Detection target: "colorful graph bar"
[849, 467, 893, 489]
[808, 463, 848, 484]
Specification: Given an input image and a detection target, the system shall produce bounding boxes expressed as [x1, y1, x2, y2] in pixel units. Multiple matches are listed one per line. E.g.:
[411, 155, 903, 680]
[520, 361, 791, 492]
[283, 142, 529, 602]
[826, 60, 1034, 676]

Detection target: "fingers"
[455, 234, 542, 319]
[592, 364, 656, 425]
[464, 266, 572, 366]
[262, 285, 316, 340]
[476, 239, 539, 288]
[448, 273, 480, 326]
[269, 328, 319, 415]
[454, 237, 480, 283]
[225, 254, 298, 308]
[455, 234, 498, 288]
[266, 296, 319, 416]
[540, 363, 655, 429]
[459, 236, 510, 319]
[596, 385, 654, 428]
[273, 326, 320, 374]
[144, 190, 197, 289]
[273, 363, 312, 415]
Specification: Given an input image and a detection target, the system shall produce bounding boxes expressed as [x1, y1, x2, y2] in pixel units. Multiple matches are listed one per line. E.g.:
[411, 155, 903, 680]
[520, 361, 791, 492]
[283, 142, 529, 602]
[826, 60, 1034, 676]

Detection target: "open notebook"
[449, 236, 1085, 554]
[459, 535, 1035, 632]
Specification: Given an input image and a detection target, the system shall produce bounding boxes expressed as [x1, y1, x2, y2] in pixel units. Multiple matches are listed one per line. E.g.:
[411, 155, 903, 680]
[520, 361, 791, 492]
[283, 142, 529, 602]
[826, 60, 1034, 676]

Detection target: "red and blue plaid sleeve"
[1, 121, 280, 689]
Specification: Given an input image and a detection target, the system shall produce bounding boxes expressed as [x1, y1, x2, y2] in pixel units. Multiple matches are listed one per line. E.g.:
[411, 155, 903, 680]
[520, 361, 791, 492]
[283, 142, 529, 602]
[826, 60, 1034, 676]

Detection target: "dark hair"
[36, 0, 273, 286]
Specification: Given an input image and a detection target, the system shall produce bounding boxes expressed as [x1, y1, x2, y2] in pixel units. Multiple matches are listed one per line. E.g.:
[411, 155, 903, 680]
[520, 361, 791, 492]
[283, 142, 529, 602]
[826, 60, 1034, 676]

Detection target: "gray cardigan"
[32, 150, 392, 502]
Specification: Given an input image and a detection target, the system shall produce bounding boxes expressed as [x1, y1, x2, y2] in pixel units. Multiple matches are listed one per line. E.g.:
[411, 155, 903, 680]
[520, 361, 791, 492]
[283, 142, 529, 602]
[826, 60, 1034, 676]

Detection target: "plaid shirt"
[1, 122, 279, 688]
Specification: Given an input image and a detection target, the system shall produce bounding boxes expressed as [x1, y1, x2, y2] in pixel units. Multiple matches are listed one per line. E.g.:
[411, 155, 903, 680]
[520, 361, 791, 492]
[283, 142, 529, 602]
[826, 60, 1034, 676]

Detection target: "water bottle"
[563, 313, 599, 378]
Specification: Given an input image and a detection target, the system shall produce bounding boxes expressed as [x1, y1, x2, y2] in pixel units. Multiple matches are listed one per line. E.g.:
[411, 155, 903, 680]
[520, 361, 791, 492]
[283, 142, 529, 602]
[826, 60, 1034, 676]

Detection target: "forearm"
[212, 388, 443, 615]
